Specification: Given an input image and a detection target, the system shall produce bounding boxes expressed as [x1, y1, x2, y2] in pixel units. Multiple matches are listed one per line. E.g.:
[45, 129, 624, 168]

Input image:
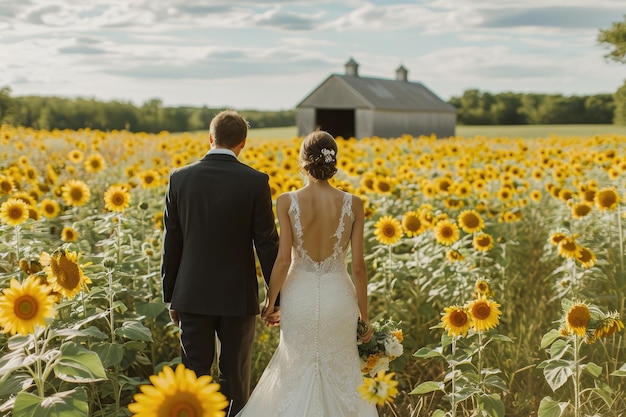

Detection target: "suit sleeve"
[252, 174, 280, 299]
[161, 174, 183, 304]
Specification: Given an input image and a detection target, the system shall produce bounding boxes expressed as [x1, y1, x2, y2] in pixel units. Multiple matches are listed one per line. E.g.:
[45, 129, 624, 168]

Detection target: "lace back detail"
[288, 192, 352, 274]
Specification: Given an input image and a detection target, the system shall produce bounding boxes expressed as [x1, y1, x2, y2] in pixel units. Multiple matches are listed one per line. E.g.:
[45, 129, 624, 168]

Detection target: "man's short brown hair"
[210, 110, 249, 148]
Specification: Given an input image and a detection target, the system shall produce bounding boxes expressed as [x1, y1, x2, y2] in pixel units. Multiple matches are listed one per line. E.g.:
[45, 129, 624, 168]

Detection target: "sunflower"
[496, 187, 513, 202]
[138, 169, 161, 189]
[61, 179, 91, 207]
[558, 236, 580, 259]
[575, 246, 596, 269]
[402, 211, 426, 237]
[40, 198, 61, 219]
[68, 149, 84, 164]
[374, 216, 403, 245]
[467, 296, 501, 332]
[593, 312, 624, 339]
[458, 210, 484, 234]
[571, 203, 592, 219]
[446, 250, 465, 262]
[104, 184, 131, 213]
[441, 306, 472, 337]
[0, 175, 15, 194]
[40, 249, 91, 299]
[565, 301, 590, 338]
[128, 364, 229, 417]
[0, 275, 56, 335]
[84, 153, 106, 173]
[0, 198, 30, 226]
[373, 177, 393, 194]
[433, 219, 460, 246]
[358, 371, 399, 407]
[595, 187, 620, 211]
[472, 233, 494, 251]
[61, 226, 79, 243]
[549, 232, 567, 246]
[475, 278, 494, 297]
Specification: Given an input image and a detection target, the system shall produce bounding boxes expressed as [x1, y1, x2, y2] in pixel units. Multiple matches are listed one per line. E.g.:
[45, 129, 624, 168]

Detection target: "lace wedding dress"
[235, 192, 378, 417]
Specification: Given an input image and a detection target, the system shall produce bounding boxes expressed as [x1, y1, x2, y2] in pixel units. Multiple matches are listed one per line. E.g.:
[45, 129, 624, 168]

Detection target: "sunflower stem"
[386, 244, 392, 314]
[573, 335, 581, 417]
[451, 336, 457, 417]
[107, 268, 115, 344]
[617, 208, 624, 278]
[31, 330, 45, 397]
[15, 225, 21, 269]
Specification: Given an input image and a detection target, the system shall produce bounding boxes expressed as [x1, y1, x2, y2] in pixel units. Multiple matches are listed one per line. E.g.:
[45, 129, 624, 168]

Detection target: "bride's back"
[289, 186, 352, 263]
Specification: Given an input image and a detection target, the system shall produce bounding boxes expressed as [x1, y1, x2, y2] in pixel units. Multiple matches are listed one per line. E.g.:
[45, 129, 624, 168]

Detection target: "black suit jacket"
[161, 153, 279, 316]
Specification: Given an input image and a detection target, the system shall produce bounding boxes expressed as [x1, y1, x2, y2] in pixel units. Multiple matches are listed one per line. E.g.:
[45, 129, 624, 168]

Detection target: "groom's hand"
[262, 306, 280, 327]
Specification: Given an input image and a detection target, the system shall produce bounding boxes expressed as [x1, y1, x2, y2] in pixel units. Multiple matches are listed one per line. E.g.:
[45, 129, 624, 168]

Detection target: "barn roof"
[297, 73, 457, 113]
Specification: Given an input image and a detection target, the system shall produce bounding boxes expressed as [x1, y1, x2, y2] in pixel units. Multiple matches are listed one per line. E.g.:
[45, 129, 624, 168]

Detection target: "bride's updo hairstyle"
[299, 130, 338, 181]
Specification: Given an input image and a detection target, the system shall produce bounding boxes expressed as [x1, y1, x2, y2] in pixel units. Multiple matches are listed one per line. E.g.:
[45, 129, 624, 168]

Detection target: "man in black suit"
[161, 110, 279, 414]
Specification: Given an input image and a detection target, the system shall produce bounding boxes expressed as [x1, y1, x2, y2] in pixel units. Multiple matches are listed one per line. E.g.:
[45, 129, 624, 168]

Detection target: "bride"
[235, 130, 378, 417]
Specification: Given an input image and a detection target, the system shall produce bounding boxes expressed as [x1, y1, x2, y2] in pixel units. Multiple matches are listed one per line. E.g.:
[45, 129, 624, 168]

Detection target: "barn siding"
[371, 110, 456, 138]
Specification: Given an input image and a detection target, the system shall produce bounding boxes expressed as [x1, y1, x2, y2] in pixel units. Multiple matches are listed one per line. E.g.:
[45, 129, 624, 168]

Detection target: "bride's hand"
[262, 306, 280, 327]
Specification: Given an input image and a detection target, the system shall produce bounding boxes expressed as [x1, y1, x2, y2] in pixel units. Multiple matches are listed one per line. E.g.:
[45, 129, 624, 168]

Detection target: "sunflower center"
[8, 206, 25, 220]
[441, 227, 453, 238]
[377, 182, 391, 192]
[462, 214, 479, 228]
[14, 295, 38, 320]
[472, 302, 491, 320]
[598, 191, 617, 207]
[44, 205, 55, 214]
[404, 216, 421, 232]
[383, 225, 396, 238]
[567, 306, 590, 328]
[561, 240, 577, 251]
[112, 193, 125, 205]
[450, 310, 468, 327]
[144, 176, 155, 184]
[70, 188, 84, 201]
[169, 402, 199, 417]
[57, 256, 81, 290]
[1, 181, 12, 192]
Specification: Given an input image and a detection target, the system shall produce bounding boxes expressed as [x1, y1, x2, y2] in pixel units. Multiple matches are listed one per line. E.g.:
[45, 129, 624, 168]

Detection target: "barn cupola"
[345, 57, 359, 76]
[395, 65, 408, 81]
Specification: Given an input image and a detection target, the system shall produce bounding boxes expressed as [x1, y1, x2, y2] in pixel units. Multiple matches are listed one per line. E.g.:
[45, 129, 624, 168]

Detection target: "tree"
[0, 86, 16, 124]
[598, 15, 626, 63]
[614, 81, 626, 125]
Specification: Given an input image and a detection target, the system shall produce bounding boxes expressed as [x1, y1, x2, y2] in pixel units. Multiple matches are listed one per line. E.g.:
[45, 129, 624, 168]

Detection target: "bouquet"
[357, 319, 403, 376]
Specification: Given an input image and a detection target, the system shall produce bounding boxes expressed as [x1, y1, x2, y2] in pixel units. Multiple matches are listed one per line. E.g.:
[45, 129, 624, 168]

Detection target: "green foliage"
[598, 15, 626, 64]
[449, 90, 615, 125]
[614, 80, 626, 125]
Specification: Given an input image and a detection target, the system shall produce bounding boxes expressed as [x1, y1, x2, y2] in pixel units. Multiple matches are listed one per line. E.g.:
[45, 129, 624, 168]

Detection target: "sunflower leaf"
[409, 380, 444, 395]
[542, 360, 573, 392]
[478, 393, 505, 417]
[540, 329, 562, 349]
[582, 362, 603, 378]
[54, 342, 107, 383]
[13, 388, 89, 417]
[413, 346, 444, 359]
[537, 396, 568, 417]
[114, 320, 153, 342]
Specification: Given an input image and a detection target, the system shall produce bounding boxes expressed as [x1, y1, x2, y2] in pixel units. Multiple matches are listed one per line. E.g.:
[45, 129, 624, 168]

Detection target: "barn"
[296, 58, 457, 139]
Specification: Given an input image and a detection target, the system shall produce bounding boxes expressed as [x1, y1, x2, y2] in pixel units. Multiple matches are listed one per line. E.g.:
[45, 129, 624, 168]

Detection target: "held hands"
[262, 305, 281, 327]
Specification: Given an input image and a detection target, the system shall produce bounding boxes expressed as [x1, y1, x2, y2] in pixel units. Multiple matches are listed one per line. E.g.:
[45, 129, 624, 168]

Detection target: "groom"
[161, 110, 279, 414]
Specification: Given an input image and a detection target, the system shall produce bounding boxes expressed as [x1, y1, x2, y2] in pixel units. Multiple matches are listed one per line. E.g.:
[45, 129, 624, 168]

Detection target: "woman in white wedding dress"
[235, 131, 378, 417]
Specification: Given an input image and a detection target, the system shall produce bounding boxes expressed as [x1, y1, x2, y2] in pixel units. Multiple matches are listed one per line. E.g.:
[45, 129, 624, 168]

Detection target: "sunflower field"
[0, 124, 625, 417]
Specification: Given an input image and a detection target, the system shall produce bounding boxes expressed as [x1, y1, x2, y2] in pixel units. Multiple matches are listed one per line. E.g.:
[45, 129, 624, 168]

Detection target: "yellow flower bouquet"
[357, 319, 403, 376]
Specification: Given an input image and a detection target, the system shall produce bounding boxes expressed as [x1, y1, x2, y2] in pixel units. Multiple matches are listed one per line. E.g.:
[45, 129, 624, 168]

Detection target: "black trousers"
[178, 312, 256, 416]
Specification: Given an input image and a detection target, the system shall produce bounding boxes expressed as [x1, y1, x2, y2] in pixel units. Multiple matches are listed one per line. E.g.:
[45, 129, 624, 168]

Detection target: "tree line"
[1, 86, 624, 132]
[449, 90, 618, 125]
[0, 90, 295, 133]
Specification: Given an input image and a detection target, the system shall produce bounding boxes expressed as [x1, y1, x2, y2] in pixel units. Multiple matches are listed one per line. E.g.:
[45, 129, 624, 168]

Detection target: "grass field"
[248, 124, 626, 140]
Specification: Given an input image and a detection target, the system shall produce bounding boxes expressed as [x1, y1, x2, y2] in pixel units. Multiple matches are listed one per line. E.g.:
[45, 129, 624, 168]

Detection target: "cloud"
[253, 8, 324, 31]
[59, 45, 106, 54]
[478, 6, 622, 30]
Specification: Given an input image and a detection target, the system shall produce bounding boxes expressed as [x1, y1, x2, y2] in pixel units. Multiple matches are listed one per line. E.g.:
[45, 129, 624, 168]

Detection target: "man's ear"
[209, 133, 215, 147]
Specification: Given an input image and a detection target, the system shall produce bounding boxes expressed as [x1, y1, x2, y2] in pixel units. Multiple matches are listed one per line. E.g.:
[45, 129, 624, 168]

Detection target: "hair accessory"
[320, 148, 335, 163]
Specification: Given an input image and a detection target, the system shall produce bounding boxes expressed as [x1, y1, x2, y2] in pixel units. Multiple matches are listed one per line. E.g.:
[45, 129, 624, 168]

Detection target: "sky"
[1, 0, 625, 111]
